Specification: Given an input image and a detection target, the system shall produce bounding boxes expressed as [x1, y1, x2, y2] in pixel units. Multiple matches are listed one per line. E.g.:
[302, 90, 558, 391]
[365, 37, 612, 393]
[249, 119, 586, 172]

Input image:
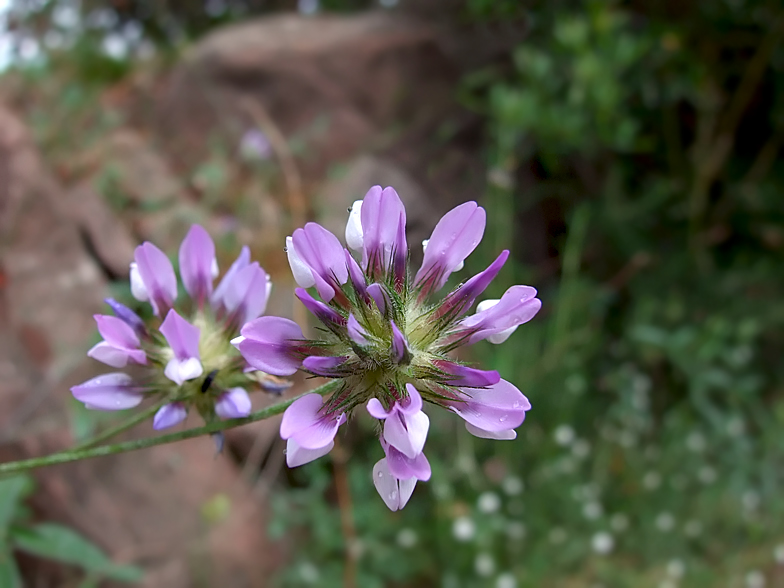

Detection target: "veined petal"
[215, 388, 252, 419]
[414, 202, 486, 293]
[384, 410, 429, 459]
[212, 246, 251, 309]
[385, 442, 432, 481]
[286, 437, 334, 468]
[465, 422, 517, 440]
[153, 403, 188, 430]
[234, 316, 304, 376]
[460, 286, 541, 344]
[94, 314, 140, 350]
[280, 393, 325, 440]
[345, 199, 364, 251]
[373, 458, 417, 511]
[293, 415, 345, 450]
[360, 186, 406, 273]
[134, 242, 177, 316]
[286, 236, 316, 289]
[179, 224, 216, 303]
[164, 357, 204, 385]
[160, 309, 201, 361]
[291, 223, 348, 302]
[70, 373, 143, 411]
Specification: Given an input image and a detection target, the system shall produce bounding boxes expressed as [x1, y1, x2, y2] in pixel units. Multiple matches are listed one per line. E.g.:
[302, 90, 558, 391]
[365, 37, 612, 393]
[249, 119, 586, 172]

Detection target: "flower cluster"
[71, 225, 281, 431]
[234, 186, 541, 510]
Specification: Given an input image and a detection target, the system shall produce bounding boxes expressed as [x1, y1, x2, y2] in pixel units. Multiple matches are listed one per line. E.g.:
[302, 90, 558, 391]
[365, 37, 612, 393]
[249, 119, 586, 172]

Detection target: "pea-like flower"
[71, 225, 278, 431]
[235, 186, 541, 510]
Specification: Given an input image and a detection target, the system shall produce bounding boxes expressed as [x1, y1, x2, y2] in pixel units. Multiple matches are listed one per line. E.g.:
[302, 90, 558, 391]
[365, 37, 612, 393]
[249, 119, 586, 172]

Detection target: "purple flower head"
[232, 316, 304, 376]
[179, 225, 217, 306]
[87, 314, 147, 368]
[131, 242, 177, 316]
[104, 298, 146, 337]
[414, 202, 486, 295]
[234, 184, 542, 509]
[280, 393, 347, 467]
[287, 223, 348, 302]
[70, 373, 144, 411]
[73, 228, 283, 435]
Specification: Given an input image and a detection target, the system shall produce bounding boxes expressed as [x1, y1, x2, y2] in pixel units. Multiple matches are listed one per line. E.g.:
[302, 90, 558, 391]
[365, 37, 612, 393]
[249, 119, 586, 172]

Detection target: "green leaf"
[0, 547, 22, 588]
[0, 476, 34, 532]
[11, 524, 143, 583]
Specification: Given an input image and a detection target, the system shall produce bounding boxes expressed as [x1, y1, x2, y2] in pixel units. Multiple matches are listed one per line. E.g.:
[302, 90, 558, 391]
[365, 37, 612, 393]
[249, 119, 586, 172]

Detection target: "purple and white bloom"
[87, 314, 147, 368]
[280, 394, 347, 467]
[236, 184, 542, 510]
[71, 225, 278, 432]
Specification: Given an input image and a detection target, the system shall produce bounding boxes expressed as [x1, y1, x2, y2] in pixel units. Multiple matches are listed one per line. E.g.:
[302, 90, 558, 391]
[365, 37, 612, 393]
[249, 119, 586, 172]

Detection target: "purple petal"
[224, 262, 270, 325]
[296, 288, 345, 326]
[134, 242, 177, 316]
[383, 410, 429, 459]
[104, 298, 145, 336]
[87, 341, 146, 368]
[360, 186, 406, 274]
[459, 285, 542, 344]
[212, 246, 251, 310]
[385, 442, 432, 481]
[437, 250, 509, 319]
[414, 202, 486, 293]
[302, 355, 348, 377]
[286, 437, 334, 467]
[153, 403, 188, 430]
[292, 413, 345, 450]
[164, 357, 204, 385]
[94, 314, 140, 351]
[160, 309, 201, 361]
[447, 379, 530, 433]
[390, 320, 410, 364]
[465, 422, 517, 440]
[291, 223, 348, 302]
[215, 388, 252, 419]
[433, 361, 500, 387]
[70, 373, 143, 411]
[179, 224, 216, 304]
[234, 316, 304, 376]
[392, 211, 407, 283]
[402, 383, 423, 414]
[280, 393, 325, 439]
[367, 398, 392, 419]
[345, 249, 368, 301]
[367, 283, 388, 315]
[347, 313, 370, 346]
[373, 458, 417, 511]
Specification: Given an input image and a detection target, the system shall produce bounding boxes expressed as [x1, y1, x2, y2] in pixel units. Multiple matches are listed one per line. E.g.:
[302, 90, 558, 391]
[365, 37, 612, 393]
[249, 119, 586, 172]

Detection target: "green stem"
[0, 381, 339, 476]
[73, 400, 168, 451]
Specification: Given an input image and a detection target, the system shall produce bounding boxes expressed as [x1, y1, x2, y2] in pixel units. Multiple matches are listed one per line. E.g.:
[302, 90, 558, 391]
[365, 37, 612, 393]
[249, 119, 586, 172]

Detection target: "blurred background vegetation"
[1, 0, 783, 587]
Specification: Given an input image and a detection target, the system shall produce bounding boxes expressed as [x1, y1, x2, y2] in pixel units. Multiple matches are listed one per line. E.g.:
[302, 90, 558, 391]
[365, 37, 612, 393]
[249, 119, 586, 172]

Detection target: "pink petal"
[235, 316, 304, 376]
[160, 309, 201, 361]
[134, 242, 177, 316]
[153, 403, 188, 430]
[383, 410, 429, 459]
[215, 388, 252, 419]
[179, 224, 216, 303]
[70, 373, 143, 411]
[280, 393, 325, 439]
[367, 398, 392, 419]
[94, 314, 140, 350]
[286, 438, 334, 468]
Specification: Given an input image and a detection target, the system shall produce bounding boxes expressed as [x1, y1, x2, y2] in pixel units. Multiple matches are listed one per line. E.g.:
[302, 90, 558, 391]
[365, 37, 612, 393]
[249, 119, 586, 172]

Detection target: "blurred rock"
[157, 12, 455, 178]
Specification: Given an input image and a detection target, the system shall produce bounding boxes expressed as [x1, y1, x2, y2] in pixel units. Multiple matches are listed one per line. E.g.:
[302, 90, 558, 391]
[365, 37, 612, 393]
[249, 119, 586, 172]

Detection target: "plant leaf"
[0, 476, 34, 532]
[11, 524, 143, 582]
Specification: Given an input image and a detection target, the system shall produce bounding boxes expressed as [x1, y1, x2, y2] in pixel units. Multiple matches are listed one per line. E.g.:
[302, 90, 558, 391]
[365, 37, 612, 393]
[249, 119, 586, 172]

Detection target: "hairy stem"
[0, 381, 338, 476]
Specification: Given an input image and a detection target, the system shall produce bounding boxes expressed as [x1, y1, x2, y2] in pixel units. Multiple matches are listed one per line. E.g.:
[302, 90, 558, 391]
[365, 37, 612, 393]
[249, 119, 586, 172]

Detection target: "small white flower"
[478, 492, 501, 514]
[655, 512, 675, 532]
[299, 562, 320, 583]
[452, 517, 475, 542]
[591, 532, 614, 555]
[666, 559, 685, 579]
[495, 573, 517, 588]
[745, 570, 766, 588]
[554, 425, 575, 446]
[583, 501, 603, 520]
[475, 553, 495, 577]
[773, 543, 784, 564]
[502, 476, 524, 496]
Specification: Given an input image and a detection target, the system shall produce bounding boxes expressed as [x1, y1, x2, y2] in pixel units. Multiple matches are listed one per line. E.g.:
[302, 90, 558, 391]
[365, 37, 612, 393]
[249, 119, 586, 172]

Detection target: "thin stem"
[73, 400, 168, 451]
[0, 381, 339, 476]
